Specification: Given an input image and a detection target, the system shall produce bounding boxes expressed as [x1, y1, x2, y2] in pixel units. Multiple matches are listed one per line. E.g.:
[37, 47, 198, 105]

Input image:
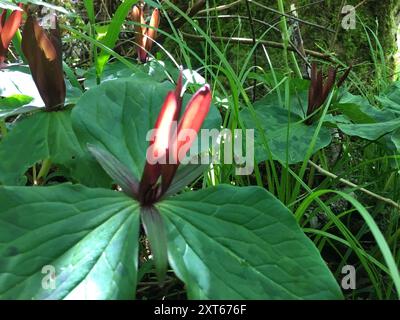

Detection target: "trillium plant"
[88, 72, 213, 281]
[0, 3, 358, 300]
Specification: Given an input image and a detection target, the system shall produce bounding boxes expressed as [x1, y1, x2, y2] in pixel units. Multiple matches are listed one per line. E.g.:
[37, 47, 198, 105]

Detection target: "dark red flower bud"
[21, 14, 65, 110]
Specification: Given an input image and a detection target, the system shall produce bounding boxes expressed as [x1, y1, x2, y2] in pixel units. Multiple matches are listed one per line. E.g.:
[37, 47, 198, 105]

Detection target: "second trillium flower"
[21, 14, 66, 110]
[131, 5, 160, 63]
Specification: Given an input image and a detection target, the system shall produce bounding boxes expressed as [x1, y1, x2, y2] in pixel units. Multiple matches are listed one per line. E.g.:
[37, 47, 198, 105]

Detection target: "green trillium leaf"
[158, 185, 343, 299]
[0, 184, 140, 299]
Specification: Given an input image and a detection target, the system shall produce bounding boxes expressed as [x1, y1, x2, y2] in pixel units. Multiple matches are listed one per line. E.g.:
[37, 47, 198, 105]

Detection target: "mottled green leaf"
[241, 97, 331, 164]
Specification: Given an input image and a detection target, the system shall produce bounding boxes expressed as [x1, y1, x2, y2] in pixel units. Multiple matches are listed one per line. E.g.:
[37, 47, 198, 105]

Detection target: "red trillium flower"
[0, 4, 23, 68]
[21, 14, 66, 110]
[139, 73, 212, 205]
[89, 72, 212, 206]
[131, 5, 160, 63]
[306, 63, 351, 124]
[87, 73, 212, 282]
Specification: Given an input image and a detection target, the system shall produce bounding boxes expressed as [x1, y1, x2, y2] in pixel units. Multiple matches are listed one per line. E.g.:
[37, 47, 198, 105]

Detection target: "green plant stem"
[37, 159, 52, 183]
[276, 0, 301, 78]
[309, 160, 400, 210]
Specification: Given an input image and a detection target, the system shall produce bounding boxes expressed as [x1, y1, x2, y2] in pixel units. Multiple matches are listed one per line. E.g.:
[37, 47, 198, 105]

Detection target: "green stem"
[277, 0, 302, 78]
[37, 159, 52, 183]
[277, 0, 289, 72]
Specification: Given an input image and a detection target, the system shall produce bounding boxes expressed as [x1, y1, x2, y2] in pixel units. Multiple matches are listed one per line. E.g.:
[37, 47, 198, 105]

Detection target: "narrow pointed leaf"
[336, 65, 352, 88]
[96, 0, 138, 74]
[88, 144, 139, 198]
[140, 206, 168, 283]
[163, 162, 208, 198]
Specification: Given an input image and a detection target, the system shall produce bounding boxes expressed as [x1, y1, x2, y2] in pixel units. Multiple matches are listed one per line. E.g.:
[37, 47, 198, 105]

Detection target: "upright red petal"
[320, 66, 337, 104]
[132, 5, 148, 63]
[151, 91, 179, 160]
[313, 70, 323, 111]
[0, 7, 22, 65]
[173, 84, 212, 163]
[336, 65, 352, 88]
[0, 10, 6, 32]
[140, 89, 179, 204]
[145, 8, 160, 52]
[132, 7, 145, 47]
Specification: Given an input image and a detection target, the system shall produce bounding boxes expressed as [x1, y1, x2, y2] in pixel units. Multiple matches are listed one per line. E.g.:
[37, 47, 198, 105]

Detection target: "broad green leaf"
[331, 91, 400, 142]
[241, 97, 331, 164]
[72, 76, 221, 181]
[159, 185, 343, 299]
[0, 109, 109, 186]
[83, 60, 170, 89]
[337, 118, 400, 141]
[375, 81, 400, 115]
[334, 103, 376, 124]
[339, 91, 394, 122]
[83, 60, 139, 89]
[0, 184, 140, 299]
